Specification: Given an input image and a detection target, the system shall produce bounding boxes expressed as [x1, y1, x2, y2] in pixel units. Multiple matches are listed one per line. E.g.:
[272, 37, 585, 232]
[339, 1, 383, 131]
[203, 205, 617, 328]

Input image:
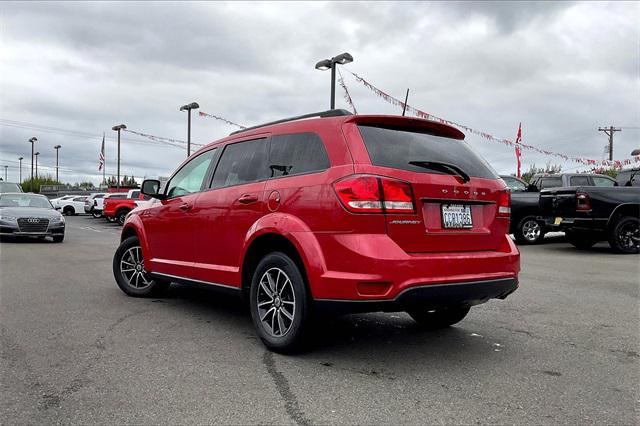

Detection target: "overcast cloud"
[0, 1, 638, 184]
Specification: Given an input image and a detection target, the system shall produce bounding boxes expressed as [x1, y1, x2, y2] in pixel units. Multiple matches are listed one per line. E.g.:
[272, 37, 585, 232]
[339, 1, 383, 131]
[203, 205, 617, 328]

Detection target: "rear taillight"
[333, 175, 415, 214]
[576, 192, 591, 211]
[497, 190, 511, 217]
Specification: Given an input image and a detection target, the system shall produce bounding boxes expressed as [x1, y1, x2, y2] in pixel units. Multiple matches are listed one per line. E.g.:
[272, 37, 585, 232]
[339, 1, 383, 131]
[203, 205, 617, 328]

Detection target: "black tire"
[249, 252, 310, 353]
[566, 229, 598, 250]
[608, 216, 639, 254]
[407, 306, 471, 329]
[92, 210, 102, 218]
[514, 216, 545, 244]
[52, 235, 64, 243]
[113, 236, 169, 297]
[106, 216, 115, 223]
[63, 206, 75, 216]
[116, 210, 129, 226]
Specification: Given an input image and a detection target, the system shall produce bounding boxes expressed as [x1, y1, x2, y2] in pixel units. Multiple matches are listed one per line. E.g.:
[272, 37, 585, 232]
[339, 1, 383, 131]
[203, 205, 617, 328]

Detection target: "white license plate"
[441, 204, 473, 229]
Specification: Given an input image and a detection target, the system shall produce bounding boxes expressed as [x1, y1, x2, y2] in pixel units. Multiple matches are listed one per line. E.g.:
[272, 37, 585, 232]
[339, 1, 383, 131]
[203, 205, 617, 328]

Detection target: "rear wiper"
[409, 161, 471, 183]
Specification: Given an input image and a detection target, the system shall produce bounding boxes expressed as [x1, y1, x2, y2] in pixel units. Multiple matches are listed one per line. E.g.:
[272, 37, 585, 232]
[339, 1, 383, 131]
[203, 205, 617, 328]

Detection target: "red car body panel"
[122, 114, 520, 304]
[103, 192, 146, 219]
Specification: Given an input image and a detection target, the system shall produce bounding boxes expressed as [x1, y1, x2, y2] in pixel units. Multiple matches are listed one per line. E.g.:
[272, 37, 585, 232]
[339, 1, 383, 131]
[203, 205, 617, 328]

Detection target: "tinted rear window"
[269, 133, 329, 178]
[540, 177, 562, 189]
[357, 125, 498, 179]
[570, 176, 591, 186]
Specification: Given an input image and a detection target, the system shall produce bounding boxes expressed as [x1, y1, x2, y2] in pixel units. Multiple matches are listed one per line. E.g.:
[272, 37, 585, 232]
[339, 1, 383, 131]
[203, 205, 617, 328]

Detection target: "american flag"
[98, 133, 105, 171]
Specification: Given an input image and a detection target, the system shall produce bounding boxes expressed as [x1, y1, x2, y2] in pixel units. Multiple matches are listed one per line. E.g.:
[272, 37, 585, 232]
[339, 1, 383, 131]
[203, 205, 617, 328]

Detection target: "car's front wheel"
[92, 210, 102, 218]
[113, 236, 169, 297]
[116, 210, 129, 226]
[250, 252, 310, 353]
[514, 216, 545, 244]
[406, 306, 471, 329]
[63, 206, 75, 216]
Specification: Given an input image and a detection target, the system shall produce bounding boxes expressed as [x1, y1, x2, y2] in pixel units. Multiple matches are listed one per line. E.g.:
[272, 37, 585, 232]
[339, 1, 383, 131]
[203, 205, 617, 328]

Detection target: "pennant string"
[198, 111, 246, 129]
[337, 67, 357, 114]
[344, 70, 639, 168]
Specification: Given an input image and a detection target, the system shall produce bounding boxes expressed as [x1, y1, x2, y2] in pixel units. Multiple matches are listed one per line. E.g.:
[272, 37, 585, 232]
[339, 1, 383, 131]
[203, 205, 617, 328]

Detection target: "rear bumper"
[305, 232, 520, 304]
[315, 277, 518, 314]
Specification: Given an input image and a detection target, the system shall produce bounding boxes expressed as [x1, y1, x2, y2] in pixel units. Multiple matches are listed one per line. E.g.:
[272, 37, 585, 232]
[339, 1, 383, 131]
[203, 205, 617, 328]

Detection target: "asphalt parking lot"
[1, 215, 638, 425]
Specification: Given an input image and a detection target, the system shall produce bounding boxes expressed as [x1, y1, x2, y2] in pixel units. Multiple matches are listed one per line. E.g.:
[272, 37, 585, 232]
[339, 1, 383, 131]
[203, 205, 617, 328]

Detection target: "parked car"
[93, 192, 127, 218]
[112, 110, 520, 351]
[0, 193, 65, 242]
[103, 189, 149, 225]
[501, 173, 617, 244]
[84, 193, 107, 215]
[539, 186, 640, 253]
[529, 173, 616, 191]
[50, 195, 75, 209]
[59, 196, 89, 216]
[616, 168, 639, 187]
[0, 182, 23, 193]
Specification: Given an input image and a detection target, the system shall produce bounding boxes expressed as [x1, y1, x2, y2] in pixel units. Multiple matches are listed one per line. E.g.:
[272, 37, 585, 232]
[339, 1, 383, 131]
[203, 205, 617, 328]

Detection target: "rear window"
[539, 177, 562, 189]
[269, 133, 329, 178]
[570, 176, 591, 186]
[357, 125, 498, 179]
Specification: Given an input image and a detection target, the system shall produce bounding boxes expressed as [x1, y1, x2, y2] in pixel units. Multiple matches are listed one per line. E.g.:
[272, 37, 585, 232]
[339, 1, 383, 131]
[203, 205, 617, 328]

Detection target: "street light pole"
[315, 53, 353, 109]
[34, 152, 40, 179]
[18, 157, 23, 182]
[28, 137, 37, 181]
[54, 145, 62, 182]
[179, 102, 199, 157]
[4, 165, 7, 181]
[111, 124, 127, 189]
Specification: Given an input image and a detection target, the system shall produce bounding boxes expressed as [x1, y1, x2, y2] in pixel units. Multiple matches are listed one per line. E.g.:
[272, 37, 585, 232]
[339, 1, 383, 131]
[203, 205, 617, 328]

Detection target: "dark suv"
[113, 110, 520, 351]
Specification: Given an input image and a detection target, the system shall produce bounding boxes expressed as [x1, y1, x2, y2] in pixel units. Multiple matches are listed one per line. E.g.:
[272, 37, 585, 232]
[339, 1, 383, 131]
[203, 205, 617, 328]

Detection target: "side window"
[166, 149, 217, 198]
[130, 191, 140, 198]
[73, 197, 86, 202]
[540, 177, 562, 189]
[592, 176, 615, 187]
[211, 139, 269, 189]
[269, 133, 330, 178]
[570, 176, 591, 186]
[503, 177, 526, 192]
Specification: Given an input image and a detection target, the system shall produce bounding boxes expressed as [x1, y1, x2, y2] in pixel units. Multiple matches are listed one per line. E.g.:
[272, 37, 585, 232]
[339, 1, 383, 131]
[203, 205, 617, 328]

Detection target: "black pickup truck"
[539, 186, 640, 254]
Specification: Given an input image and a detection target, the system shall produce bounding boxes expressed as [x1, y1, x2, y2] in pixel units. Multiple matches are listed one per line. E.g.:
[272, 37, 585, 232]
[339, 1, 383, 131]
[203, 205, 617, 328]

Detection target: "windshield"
[0, 194, 53, 208]
[358, 125, 498, 179]
[0, 182, 21, 193]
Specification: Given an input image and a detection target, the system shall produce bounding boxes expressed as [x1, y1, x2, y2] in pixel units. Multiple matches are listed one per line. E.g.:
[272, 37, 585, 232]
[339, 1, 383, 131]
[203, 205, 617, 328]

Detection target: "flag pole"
[102, 132, 106, 186]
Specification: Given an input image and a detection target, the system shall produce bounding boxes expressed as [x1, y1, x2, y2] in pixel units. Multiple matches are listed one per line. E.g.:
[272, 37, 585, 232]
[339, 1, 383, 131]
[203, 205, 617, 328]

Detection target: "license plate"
[441, 204, 473, 229]
[554, 217, 563, 225]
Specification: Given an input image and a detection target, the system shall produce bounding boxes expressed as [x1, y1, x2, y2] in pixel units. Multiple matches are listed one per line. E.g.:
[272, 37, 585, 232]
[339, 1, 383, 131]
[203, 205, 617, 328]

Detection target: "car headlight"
[51, 215, 65, 224]
[0, 215, 17, 222]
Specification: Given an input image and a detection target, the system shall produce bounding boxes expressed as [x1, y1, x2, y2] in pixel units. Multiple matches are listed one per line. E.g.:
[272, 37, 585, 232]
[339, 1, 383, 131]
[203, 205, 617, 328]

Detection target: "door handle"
[179, 202, 192, 212]
[238, 194, 259, 204]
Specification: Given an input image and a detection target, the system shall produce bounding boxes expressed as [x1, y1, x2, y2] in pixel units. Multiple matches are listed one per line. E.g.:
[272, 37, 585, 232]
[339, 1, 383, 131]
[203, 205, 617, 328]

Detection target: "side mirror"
[141, 179, 165, 200]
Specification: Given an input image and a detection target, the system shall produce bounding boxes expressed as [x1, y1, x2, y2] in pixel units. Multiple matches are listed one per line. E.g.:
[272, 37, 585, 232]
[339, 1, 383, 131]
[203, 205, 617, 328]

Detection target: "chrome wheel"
[120, 246, 152, 290]
[522, 219, 541, 242]
[256, 267, 296, 337]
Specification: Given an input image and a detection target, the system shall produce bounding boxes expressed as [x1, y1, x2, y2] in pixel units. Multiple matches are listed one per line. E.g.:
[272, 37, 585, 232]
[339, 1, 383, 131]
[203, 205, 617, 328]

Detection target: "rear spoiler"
[344, 115, 466, 140]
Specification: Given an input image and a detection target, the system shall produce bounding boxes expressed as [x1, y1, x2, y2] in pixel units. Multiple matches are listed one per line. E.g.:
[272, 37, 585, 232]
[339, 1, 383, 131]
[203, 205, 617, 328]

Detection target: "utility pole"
[4, 165, 7, 181]
[54, 145, 61, 182]
[18, 157, 23, 182]
[598, 126, 621, 161]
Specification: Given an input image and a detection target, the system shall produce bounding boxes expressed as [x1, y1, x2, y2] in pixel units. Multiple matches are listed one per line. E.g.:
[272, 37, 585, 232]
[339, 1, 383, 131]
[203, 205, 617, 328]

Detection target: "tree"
[521, 162, 562, 183]
[20, 175, 62, 193]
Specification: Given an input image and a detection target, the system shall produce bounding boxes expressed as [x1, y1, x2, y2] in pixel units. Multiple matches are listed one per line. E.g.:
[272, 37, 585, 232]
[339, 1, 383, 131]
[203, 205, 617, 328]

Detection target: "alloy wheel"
[119, 246, 152, 290]
[256, 267, 296, 337]
[522, 219, 541, 242]
[618, 221, 639, 251]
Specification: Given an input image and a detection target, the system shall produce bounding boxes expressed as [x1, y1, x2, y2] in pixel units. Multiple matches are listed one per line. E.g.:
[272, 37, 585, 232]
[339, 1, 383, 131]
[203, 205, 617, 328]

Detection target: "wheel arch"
[120, 217, 153, 265]
[608, 203, 640, 228]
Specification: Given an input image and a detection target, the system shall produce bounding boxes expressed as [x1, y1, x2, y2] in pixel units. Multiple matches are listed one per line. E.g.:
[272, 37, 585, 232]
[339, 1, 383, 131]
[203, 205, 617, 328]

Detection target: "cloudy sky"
[0, 1, 638, 184]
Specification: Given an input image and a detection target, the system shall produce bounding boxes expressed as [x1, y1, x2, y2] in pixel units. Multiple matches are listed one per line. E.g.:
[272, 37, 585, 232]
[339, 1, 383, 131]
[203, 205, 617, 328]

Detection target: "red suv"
[113, 110, 520, 352]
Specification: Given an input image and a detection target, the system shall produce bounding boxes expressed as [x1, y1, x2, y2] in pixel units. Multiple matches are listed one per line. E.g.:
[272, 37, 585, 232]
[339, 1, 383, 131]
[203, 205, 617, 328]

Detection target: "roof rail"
[229, 109, 353, 136]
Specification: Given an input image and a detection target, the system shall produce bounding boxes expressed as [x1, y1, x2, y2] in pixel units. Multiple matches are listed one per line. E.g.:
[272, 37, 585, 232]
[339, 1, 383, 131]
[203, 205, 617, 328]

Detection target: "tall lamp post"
[28, 137, 37, 181]
[3, 165, 7, 181]
[54, 145, 62, 182]
[315, 52, 354, 109]
[111, 124, 127, 189]
[18, 157, 23, 182]
[34, 152, 40, 179]
[179, 102, 199, 157]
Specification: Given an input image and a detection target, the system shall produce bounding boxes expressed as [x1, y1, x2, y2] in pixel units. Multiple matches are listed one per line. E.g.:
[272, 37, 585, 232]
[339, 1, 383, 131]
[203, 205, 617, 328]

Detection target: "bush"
[20, 176, 62, 193]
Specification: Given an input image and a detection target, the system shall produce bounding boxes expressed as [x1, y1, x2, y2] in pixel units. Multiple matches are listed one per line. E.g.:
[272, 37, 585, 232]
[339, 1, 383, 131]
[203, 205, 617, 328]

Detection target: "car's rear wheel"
[608, 216, 639, 254]
[116, 210, 129, 226]
[566, 229, 598, 250]
[52, 235, 64, 243]
[514, 216, 544, 244]
[406, 306, 471, 329]
[92, 210, 102, 218]
[250, 252, 310, 353]
[113, 236, 169, 297]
